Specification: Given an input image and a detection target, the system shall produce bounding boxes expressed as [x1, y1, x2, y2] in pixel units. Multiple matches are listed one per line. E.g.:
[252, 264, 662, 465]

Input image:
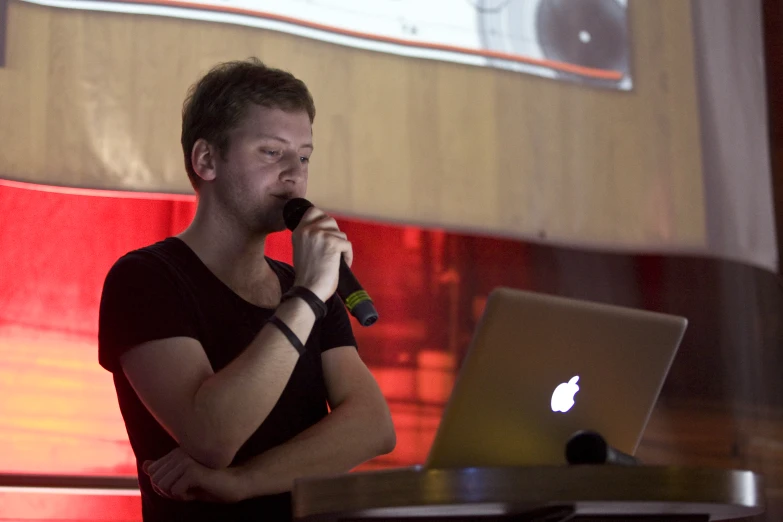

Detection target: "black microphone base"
[351, 300, 379, 327]
[565, 430, 639, 466]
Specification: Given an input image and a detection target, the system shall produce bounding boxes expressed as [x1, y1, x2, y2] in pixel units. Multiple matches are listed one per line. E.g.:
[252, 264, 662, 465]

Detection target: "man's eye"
[300, 156, 310, 164]
[262, 150, 281, 157]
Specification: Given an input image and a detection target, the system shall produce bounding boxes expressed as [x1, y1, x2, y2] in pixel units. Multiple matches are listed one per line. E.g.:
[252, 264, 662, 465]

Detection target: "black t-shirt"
[98, 237, 357, 521]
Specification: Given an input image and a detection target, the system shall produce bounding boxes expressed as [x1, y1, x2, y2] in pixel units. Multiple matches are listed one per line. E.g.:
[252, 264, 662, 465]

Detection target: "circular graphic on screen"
[536, 0, 629, 74]
[477, 0, 630, 87]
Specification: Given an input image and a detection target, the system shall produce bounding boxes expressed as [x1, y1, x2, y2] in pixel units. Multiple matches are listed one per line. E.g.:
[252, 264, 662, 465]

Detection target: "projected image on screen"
[20, 0, 632, 89]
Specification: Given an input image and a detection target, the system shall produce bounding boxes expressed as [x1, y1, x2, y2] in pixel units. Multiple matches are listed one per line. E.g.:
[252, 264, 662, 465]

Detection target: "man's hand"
[143, 448, 245, 503]
[292, 206, 353, 302]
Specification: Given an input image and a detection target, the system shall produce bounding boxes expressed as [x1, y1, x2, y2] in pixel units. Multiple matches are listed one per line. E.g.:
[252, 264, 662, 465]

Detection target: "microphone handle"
[337, 257, 378, 327]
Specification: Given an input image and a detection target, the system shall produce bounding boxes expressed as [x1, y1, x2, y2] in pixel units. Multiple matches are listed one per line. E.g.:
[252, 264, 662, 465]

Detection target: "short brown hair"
[181, 58, 316, 188]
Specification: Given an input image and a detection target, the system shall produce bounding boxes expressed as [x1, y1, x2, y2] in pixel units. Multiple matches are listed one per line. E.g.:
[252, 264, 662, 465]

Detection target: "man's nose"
[280, 154, 306, 183]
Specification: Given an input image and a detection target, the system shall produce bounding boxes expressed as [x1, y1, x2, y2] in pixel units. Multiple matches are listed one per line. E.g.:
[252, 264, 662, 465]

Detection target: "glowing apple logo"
[551, 376, 580, 413]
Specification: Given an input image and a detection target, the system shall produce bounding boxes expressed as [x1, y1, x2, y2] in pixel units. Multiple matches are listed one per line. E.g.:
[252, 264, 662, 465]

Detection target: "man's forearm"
[188, 298, 316, 467]
[233, 397, 396, 497]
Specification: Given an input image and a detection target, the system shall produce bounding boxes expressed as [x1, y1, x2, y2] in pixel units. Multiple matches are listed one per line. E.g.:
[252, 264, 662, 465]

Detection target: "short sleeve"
[319, 294, 358, 353]
[98, 254, 199, 374]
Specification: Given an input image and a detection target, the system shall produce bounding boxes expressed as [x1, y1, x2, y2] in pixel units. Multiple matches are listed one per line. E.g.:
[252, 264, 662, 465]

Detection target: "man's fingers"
[155, 461, 189, 495]
[146, 449, 178, 477]
[297, 206, 326, 227]
[297, 208, 340, 232]
[325, 231, 347, 241]
[151, 480, 173, 499]
[147, 460, 168, 479]
[146, 459, 165, 477]
[322, 234, 353, 267]
[343, 241, 354, 268]
[170, 469, 200, 501]
[303, 217, 340, 235]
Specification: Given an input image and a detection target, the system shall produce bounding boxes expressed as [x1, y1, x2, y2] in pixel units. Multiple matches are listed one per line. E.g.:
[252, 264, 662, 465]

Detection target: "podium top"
[293, 466, 764, 521]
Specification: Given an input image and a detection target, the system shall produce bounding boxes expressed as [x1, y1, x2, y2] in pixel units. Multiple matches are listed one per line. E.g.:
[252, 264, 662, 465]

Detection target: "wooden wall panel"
[0, 0, 707, 251]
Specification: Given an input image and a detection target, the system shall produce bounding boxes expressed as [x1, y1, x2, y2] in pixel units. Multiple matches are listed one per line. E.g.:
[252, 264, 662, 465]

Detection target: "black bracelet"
[281, 286, 328, 321]
[267, 315, 306, 355]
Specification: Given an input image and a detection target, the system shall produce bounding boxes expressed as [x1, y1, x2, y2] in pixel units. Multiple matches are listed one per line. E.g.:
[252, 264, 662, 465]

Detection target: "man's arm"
[120, 297, 315, 469]
[143, 346, 395, 501]
[231, 345, 395, 497]
[118, 206, 350, 470]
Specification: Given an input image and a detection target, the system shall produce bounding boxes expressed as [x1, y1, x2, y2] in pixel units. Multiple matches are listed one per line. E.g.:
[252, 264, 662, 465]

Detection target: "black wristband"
[267, 315, 306, 355]
[282, 286, 328, 321]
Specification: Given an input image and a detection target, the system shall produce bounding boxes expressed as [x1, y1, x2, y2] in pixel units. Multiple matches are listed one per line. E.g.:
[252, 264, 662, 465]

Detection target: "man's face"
[211, 105, 312, 233]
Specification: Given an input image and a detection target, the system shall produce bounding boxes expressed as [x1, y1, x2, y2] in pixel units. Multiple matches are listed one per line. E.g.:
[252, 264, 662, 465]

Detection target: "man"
[98, 58, 396, 521]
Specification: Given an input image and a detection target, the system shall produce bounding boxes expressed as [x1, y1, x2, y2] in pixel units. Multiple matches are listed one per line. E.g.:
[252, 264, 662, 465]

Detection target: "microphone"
[283, 198, 378, 327]
[565, 430, 639, 466]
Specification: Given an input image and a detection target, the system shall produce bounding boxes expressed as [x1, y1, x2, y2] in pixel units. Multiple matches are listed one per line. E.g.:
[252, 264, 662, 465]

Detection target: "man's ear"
[191, 139, 218, 182]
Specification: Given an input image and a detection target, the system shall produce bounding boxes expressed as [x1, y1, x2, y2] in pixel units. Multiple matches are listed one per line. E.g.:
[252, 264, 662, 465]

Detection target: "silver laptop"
[425, 287, 687, 468]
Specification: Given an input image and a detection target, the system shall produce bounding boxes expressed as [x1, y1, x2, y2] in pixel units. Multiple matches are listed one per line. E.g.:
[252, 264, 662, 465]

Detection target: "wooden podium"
[293, 466, 764, 521]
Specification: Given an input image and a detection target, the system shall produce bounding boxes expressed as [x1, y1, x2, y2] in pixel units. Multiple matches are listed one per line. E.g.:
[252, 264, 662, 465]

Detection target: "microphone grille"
[283, 198, 313, 231]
